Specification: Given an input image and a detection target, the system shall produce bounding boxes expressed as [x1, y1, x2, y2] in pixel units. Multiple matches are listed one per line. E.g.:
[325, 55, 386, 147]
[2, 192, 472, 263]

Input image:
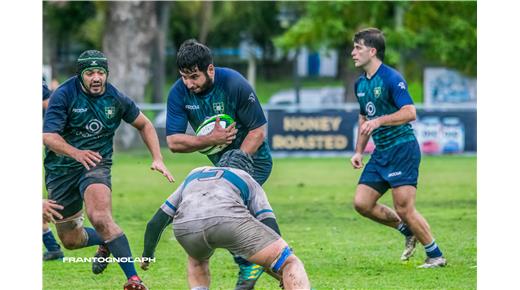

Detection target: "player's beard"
[191, 72, 213, 94]
[87, 80, 105, 96]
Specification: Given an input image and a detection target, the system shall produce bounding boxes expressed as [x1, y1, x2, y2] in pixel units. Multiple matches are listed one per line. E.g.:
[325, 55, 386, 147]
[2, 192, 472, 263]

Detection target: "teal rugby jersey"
[166, 67, 271, 167]
[43, 76, 140, 172]
[355, 63, 416, 150]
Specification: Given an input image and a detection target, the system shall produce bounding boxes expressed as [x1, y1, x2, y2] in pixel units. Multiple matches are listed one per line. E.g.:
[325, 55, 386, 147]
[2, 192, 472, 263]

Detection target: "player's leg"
[174, 229, 215, 289]
[392, 185, 446, 268]
[247, 239, 310, 290]
[47, 170, 102, 251]
[232, 154, 273, 290]
[42, 221, 63, 261]
[187, 256, 210, 290]
[210, 216, 309, 289]
[83, 183, 147, 288]
[353, 184, 401, 227]
[55, 210, 103, 249]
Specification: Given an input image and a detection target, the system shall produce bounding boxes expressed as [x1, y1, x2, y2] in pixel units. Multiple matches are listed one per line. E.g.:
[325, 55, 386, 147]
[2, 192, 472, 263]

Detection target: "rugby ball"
[196, 114, 235, 155]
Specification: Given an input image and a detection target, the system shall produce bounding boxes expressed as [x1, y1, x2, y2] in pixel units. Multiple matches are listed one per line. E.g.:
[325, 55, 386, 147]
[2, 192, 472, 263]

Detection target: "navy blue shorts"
[45, 160, 112, 218]
[359, 139, 421, 195]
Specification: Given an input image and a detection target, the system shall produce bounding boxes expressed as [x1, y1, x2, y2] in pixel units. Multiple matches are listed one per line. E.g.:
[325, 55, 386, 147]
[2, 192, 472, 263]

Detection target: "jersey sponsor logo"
[248, 92, 256, 103]
[104, 106, 115, 119]
[366, 102, 376, 116]
[398, 82, 406, 90]
[388, 171, 402, 178]
[85, 119, 104, 135]
[357, 92, 365, 97]
[185, 104, 200, 110]
[213, 102, 225, 114]
[73, 108, 88, 113]
[373, 87, 382, 98]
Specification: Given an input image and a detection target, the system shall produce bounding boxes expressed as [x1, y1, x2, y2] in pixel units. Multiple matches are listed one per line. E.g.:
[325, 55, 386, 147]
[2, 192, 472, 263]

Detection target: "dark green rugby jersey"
[355, 63, 416, 150]
[166, 67, 271, 168]
[43, 76, 140, 172]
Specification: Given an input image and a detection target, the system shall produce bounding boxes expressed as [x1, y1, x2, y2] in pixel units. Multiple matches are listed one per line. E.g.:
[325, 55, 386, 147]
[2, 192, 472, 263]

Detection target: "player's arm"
[141, 184, 183, 270]
[43, 87, 102, 170]
[359, 105, 416, 136]
[165, 83, 237, 153]
[360, 75, 415, 136]
[235, 79, 267, 155]
[140, 208, 173, 270]
[247, 178, 281, 235]
[351, 114, 370, 169]
[42, 99, 49, 110]
[43, 133, 102, 170]
[240, 123, 266, 155]
[167, 119, 237, 153]
[132, 112, 174, 182]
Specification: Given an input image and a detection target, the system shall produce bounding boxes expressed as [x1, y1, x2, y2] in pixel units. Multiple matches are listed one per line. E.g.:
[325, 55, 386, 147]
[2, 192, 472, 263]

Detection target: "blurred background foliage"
[43, 1, 476, 104]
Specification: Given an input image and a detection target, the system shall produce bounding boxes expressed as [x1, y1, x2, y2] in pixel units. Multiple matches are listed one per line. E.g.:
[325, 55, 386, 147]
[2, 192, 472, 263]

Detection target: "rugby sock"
[424, 240, 443, 258]
[43, 228, 61, 252]
[233, 255, 252, 267]
[396, 222, 414, 237]
[84, 227, 103, 247]
[106, 234, 137, 279]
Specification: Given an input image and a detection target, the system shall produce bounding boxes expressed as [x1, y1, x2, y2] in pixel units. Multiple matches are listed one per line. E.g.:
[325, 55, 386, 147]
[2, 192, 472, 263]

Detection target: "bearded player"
[43, 50, 174, 289]
[165, 39, 272, 289]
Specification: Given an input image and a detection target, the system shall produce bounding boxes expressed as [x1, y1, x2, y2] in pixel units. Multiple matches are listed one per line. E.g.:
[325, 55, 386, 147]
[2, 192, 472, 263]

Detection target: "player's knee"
[353, 198, 371, 216]
[89, 212, 112, 229]
[395, 205, 413, 221]
[61, 237, 84, 250]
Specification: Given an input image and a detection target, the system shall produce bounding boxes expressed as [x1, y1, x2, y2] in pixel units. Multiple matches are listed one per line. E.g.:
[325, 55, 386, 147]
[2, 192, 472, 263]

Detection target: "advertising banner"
[267, 108, 476, 155]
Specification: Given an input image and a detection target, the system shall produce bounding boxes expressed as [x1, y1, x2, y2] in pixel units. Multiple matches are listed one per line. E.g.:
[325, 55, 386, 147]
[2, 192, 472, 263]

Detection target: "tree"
[274, 1, 477, 102]
[43, 1, 97, 76]
[103, 1, 158, 149]
[151, 1, 172, 104]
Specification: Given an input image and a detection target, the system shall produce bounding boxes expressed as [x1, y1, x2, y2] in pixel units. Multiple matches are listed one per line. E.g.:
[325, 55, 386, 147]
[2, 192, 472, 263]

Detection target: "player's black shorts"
[359, 139, 421, 195]
[45, 160, 112, 218]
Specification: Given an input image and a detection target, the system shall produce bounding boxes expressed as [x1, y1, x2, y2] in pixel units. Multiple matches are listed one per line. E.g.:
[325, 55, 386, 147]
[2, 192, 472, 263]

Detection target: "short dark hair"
[353, 28, 386, 62]
[176, 39, 213, 73]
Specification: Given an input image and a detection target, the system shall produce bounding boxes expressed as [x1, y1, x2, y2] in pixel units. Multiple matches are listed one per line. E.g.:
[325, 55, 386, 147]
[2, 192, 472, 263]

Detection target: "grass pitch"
[43, 151, 476, 289]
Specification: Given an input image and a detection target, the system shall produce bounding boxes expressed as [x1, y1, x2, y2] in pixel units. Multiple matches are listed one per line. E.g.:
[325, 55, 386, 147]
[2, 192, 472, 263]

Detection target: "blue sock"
[397, 222, 414, 237]
[424, 240, 443, 258]
[43, 228, 61, 252]
[84, 227, 103, 247]
[106, 234, 137, 279]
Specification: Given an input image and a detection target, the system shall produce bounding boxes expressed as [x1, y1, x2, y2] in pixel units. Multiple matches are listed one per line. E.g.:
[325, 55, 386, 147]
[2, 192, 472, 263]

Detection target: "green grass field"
[43, 151, 476, 289]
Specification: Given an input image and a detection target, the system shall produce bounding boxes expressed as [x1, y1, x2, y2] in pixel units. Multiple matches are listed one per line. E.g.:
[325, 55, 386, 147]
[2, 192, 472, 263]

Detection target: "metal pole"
[294, 48, 301, 108]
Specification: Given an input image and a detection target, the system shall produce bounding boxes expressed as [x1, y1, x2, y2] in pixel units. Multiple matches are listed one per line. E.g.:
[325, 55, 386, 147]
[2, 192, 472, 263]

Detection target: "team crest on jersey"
[104, 106, 115, 119]
[213, 102, 224, 114]
[373, 87, 382, 98]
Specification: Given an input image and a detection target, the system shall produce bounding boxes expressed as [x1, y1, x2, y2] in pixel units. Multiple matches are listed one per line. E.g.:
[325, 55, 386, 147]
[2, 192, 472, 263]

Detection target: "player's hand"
[350, 153, 364, 169]
[210, 116, 237, 145]
[42, 199, 63, 223]
[150, 159, 175, 183]
[360, 118, 381, 136]
[72, 149, 102, 170]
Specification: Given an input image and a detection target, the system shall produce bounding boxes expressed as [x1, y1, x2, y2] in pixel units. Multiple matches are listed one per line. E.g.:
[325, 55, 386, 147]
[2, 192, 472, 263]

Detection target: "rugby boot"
[235, 263, 264, 290]
[92, 244, 110, 274]
[400, 235, 417, 261]
[123, 275, 148, 290]
[43, 249, 64, 261]
[418, 256, 447, 268]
